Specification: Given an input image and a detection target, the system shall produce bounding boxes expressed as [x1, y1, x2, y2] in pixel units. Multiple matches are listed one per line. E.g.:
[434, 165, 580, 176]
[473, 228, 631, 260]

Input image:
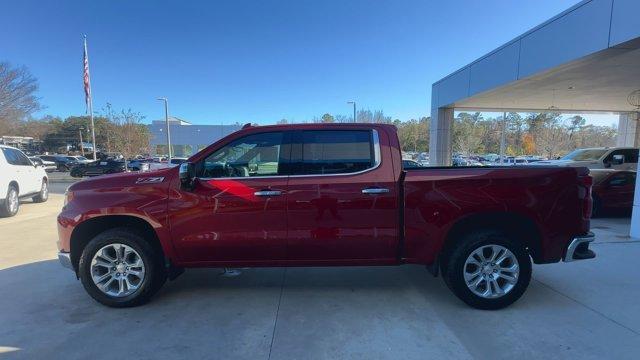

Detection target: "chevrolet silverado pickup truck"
[57, 123, 595, 309]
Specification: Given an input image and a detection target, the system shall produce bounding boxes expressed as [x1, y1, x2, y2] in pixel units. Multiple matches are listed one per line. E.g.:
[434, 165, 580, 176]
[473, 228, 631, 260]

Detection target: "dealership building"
[148, 117, 241, 157]
[428, 0, 639, 235]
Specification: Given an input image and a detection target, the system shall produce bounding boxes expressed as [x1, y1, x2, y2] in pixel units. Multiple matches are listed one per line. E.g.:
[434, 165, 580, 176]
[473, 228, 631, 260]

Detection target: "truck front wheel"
[442, 230, 532, 310]
[78, 228, 166, 307]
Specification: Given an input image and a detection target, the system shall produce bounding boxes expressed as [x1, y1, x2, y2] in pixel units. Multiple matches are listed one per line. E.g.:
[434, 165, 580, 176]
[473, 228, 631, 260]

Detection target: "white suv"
[0, 145, 49, 217]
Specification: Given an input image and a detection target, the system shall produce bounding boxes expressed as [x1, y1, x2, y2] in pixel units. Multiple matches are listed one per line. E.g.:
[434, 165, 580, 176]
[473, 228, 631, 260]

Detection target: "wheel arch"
[70, 215, 165, 272]
[439, 212, 543, 271]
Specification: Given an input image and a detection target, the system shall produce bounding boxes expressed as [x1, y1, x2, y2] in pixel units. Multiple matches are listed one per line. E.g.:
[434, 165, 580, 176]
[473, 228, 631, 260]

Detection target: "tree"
[568, 115, 586, 139]
[111, 109, 150, 164]
[522, 133, 536, 154]
[334, 114, 350, 123]
[321, 113, 334, 123]
[0, 62, 42, 134]
[357, 109, 373, 123]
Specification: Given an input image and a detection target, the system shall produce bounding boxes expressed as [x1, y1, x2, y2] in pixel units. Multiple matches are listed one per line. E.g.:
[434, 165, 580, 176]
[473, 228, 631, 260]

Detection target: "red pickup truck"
[57, 123, 595, 309]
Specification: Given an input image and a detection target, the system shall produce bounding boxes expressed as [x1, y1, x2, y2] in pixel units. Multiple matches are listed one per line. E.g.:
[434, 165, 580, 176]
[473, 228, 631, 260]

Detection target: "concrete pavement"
[0, 196, 639, 359]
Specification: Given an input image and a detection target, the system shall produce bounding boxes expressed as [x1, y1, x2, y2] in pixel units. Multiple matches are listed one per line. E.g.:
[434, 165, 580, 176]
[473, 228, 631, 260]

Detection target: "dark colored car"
[590, 169, 636, 217]
[38, 155, 78, 171]
[57, 123, 594, 309]
[402, 159, 421, 168]
[70, 160, 127, 178]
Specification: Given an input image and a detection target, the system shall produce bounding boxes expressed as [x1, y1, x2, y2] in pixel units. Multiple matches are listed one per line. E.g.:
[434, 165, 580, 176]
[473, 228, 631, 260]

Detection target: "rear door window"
[293, 130, 374, 175]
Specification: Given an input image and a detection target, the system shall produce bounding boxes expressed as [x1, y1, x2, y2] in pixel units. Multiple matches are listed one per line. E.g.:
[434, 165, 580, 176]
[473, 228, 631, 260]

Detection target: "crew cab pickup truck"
[57, 123, 595, 309]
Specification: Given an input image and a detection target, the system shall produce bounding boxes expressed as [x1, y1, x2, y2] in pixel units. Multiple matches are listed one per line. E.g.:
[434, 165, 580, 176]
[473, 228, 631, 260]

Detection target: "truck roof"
[233, 122, 398, 132]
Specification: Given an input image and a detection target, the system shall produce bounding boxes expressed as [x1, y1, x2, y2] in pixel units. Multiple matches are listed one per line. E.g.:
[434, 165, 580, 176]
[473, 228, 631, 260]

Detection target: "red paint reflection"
[206, 179, 257, 201]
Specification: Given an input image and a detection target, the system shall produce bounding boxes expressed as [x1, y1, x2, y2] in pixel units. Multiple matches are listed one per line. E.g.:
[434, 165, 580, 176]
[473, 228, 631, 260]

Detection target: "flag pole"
[88, 93, 96, 161]
[84, 35, 97, 160]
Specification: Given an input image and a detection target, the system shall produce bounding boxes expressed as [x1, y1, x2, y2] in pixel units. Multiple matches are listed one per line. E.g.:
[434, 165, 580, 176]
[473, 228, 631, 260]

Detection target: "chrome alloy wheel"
[463, 244, 519, 299]
[91, 243, 146, 297]
[8, 188, 18, 214]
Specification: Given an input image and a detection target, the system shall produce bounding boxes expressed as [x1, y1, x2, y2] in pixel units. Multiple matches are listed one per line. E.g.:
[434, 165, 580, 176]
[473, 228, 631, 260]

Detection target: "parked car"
[57, 123, 594, 309]
[70, 160, 127, 177]
[38, 155, 79, 171]
[0, 145, 48, 217]
[169, 157, 188, 165]
[590, 169, 636, 217]
[452, 157, 484, 167]
[140, 157, 189, 171]
[534, 147, 638, 170]
[69, 155, 92, 164]
[126, 159, 152, 172]
[402, 159, 422, 168]
[29, 156, 57, 172]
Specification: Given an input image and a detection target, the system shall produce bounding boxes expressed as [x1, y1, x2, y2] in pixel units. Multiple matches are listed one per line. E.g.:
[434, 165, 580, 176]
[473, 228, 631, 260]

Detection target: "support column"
[429, 107, 454, 166]
[625, 112, 640, 238]
[631, 158, 640, 239]
[616, 112, 639, 147]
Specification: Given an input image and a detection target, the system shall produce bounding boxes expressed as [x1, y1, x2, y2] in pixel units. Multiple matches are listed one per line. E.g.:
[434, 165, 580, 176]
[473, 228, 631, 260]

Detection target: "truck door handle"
[362, 187, 389, 194]
[254, 190, 282, 197]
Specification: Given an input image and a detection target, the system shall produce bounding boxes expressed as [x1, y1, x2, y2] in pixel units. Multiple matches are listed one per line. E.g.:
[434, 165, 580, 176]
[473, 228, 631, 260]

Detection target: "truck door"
[168, 131, 291, 263]
[286, 128, 399, 262]
[606, 149, 638, 171]
[603, 172, 636, 208]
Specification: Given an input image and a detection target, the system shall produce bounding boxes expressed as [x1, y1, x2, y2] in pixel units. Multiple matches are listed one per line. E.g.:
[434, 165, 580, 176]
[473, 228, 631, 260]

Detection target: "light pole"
[157, 97, 172, 161]
[78, 126, 85, 157]
[347, 101, 356, 123]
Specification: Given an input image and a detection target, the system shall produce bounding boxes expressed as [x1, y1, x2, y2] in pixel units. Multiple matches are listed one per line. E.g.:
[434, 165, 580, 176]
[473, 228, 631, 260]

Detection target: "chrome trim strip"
[563, 232, 595, 262]
[254, 190, 282, 196]
[58, 252, 73, 270]
[362, 187, 389, 194]
[199, 129, 382, 181]
[372, 129, 381, 165]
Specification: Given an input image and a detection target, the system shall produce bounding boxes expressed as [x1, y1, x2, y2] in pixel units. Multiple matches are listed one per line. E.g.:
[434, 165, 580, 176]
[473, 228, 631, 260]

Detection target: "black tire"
[442, 229, 532, 310]
[0, 185, 19, 217]
[78, 228, 167, 307]
[32, 179, 49, 203]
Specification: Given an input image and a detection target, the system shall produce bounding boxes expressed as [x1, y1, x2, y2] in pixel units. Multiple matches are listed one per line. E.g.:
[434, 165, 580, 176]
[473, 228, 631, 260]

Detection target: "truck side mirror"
[179, 162, 195, 189]
[611, 154, 624, 165]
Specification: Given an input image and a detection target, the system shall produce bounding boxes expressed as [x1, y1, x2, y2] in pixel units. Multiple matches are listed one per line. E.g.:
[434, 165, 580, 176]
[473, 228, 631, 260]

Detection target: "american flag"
[83, 36, 91, 112]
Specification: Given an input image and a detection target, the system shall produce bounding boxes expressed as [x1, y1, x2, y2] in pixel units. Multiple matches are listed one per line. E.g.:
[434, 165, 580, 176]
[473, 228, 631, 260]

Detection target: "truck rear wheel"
[442, 230, 531, 310]
[78, 228, 166, 307]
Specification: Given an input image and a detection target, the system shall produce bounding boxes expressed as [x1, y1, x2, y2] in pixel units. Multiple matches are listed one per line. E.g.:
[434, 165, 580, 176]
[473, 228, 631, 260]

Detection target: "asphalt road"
[1, 195, 639, 359]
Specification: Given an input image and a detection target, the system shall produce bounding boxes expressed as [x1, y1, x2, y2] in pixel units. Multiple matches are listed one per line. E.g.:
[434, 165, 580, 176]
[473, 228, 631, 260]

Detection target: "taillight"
[578, 175, 593, 219]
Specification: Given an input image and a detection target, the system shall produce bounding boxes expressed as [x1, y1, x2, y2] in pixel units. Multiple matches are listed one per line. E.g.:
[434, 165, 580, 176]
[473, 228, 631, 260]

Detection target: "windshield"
[561, 149, 607, 161]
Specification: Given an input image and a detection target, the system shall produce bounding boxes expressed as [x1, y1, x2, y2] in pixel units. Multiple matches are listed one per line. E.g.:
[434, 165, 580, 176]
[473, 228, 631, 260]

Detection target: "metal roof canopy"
[431, 0, 640, 114]
[452, 44, 640, 114]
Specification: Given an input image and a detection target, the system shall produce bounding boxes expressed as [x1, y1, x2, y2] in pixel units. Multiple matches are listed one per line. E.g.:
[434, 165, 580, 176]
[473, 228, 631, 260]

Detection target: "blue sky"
[1, 0, 616, 126]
